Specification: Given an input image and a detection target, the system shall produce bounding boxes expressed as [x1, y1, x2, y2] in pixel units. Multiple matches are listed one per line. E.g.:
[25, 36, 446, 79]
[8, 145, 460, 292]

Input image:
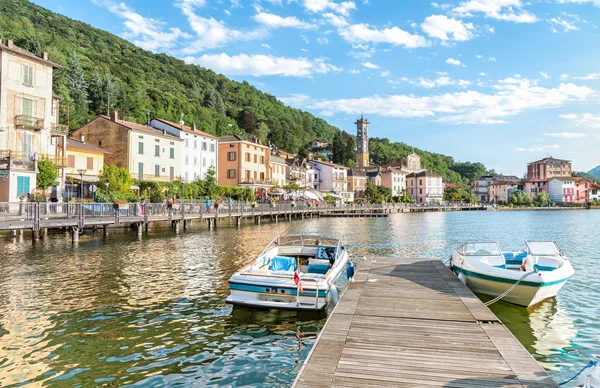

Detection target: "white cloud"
[544, 132, 586, 138]
[446, 57, 465, 66]
[317, 37, 329, 44]
[559, 113, 600, 128]
[339, 23, 430, 48]
[431, 2, 453, 10]
[392, 75, 471, 88]
[362, 61, 379, 69]
[97, 1, 190, 51]
[381, 70, 391, 77]
[283, 81, 594, 124]
[540, 72, 550, 79]
[560, 74, 569, 79]
[557, 0, 600, 6]
[451, 0, 537, 23]
[479, 72, 487, 76]
[575, 73, 600, 80]
[322, 12, 349, 27]
[516, 144, 560, 152]
[253, 12, 316, 29]
[488, 56, 496, 62]
[476, 54, 483, 59]
[421, 15, 475, 41]
[177, 0, 266, 54]
[187, 53, 341, 77]
[261, 43, 271, 49]
[548, 15, 581, 32]
[302, 0, 357, 16]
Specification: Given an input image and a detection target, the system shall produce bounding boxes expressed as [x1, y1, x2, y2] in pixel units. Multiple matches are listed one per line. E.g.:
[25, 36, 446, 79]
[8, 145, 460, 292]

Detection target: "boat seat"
[503, 251, 528, 265]
[307, 259, 330, 275]
[317, 246, 337, 261]
[269, 256, 297, 272]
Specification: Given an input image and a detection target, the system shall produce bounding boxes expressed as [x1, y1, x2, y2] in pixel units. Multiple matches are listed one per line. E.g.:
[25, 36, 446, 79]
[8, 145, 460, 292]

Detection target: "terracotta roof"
[309, 160, 346, 169]
[548, 177, 574, 182]
[0, 42, 62, 68]
[528, 156, 571, 165]
[97, 116, 182, 140]
[348, 168, 367, 177]
[407, 171, 442, 178]
[270, 155, 287, 164]
[66, 138, 112, 154]
[381, 166, 409, 174]
[151, 117, 217, 139]
[52, 93, 62, 100]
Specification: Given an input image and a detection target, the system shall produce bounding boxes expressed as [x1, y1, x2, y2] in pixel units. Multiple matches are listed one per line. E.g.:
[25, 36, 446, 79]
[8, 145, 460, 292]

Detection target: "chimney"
[80, 134, 85, 143]
[42, 52, 48, 61]
[110, 109, 118, 121]
[191, 122, 196, 131]
[7, 40, 13, 47]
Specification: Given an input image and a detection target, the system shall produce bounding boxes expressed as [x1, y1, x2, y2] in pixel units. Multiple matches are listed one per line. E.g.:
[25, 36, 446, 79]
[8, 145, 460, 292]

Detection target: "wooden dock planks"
[294, 257, 557, 388]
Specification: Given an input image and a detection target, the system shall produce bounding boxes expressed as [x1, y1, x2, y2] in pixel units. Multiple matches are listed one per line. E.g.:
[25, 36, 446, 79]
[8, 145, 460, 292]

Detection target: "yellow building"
[64, 137, 109, 198]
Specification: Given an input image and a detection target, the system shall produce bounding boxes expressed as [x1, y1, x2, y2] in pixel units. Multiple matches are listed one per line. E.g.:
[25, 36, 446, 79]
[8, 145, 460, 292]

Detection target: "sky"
[33, 0, 600, 175]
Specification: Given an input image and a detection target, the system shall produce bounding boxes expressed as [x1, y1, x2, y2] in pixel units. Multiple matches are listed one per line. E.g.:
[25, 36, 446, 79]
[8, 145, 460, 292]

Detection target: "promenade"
[294, 257, 557, 388]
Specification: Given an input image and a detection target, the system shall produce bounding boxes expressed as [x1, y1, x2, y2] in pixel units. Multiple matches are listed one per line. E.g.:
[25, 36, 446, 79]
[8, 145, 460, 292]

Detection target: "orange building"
[218, 135, 272, 193]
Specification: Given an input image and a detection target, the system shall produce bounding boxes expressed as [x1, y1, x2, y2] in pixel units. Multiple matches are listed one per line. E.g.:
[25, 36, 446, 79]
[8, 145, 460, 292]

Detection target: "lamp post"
[181, 177, 185, 202]
[77, 169, 87, 198]
[105, 182, 110, 201]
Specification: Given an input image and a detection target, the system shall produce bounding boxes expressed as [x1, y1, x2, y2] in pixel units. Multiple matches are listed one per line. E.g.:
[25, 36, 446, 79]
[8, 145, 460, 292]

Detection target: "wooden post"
[103, 224, 109, 237]
[137, 222, 143, 237]
[208, 218, 213, 230]
[172, 220, 180, 234]
[236, 217, 241, 227]
[72, 227, 79, 243]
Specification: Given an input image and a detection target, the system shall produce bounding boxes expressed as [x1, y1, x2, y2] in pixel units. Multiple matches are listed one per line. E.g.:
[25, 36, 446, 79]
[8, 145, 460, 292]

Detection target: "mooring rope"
[484, 270, 537, 306]
[558, 360, 597, 386]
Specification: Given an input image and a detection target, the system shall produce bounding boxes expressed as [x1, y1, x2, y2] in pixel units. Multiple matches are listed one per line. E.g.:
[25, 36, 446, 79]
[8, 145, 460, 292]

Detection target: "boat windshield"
[526, 241, 562, 256]
[464, 242, 501, 256]
[277, 234, 339, 247]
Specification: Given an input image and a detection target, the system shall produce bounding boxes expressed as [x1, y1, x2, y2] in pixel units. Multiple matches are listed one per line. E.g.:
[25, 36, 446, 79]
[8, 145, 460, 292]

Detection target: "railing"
[239, 178, 273, 185]
[134, 174, 180, 183]
[0, 151, 35, 171]
[50, 123, 69, 135]
[15, 115, 44, 130]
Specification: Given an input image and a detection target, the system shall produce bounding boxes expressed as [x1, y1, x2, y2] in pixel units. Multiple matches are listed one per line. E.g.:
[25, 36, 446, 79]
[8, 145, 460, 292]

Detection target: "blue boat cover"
[269, 256, 297, 272]
[308, 259, 331, 275]
[503, 251, 528, 263]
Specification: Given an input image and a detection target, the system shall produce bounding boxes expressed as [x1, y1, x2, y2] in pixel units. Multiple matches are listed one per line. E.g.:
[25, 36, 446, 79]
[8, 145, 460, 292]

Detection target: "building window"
[227, 169, 236, 179]
[419, 188, 423, 195]
[22, 98, 34, 118]
[155, 144, 160, 157]
[194, 157, 197, 165]
[17, 176, 30, 197]
[185, 155, 189, 165]
[254, 154, 257, 163]
[245, 152, 251, 162]
[21, 131, 32, 154]
[68, 155, 75, 168]
[138, 163, 144, 181]
[23, 65, 34, 87]
[203, 158, 206, 167]
[138, 141, 144, 154]
[260, 156, 265, 164]
[185, 172, 189, 182]
[228, 152, 236, 161]
[210, 144, 215, 152]
[246, 170, 251, 179]
[202, 142, 207, 151]
[170, 148, 174, 159]
[155, 164, 160, 177]
[87, 157, 93, 170]
[185, 138, 189, 148]
[260, 172, 265, 181]
[194, 173, 197, 180]
[194, 140, 198, 149]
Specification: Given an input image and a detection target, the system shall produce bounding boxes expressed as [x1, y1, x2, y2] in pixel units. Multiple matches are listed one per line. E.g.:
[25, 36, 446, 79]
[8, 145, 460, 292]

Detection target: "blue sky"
[34, 0, 600, 175]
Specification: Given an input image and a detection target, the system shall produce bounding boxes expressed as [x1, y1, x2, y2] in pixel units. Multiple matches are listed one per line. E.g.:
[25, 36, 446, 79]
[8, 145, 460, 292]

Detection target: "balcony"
[15, 115, 44, 131]
[0, 151, 67, 171]
[51, 123, 69, 136]
[239, 178, 273, 186]
[134, 174, 179, 183]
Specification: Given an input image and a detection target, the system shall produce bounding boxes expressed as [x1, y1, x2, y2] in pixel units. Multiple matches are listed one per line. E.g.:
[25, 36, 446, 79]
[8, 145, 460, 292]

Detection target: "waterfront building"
[589, 182, 600, 202]
[406, 171, 443, 204]
[381, 166, 408, 196]
[471, 175, 520, 203]
[574, 177, 598, 203]
[269, 154, 287, 187]
[0, 40, 67, 202]
[218, 135, 272, 196]
[547, 177, 575, 204]
[309, 160, 351, 201]
[489, 179, 521, 204]
[72, 111, 182, 182]
[347, 168, 367, 198]
[365, 168, 383, 186]
[148, 118, 217, 183]
[64, 136, 109, 198]
[285, 158, 315, 189]
[444, 182, 461, 191]
[524, 156, 572, 200]
[355, 115, 369, 170]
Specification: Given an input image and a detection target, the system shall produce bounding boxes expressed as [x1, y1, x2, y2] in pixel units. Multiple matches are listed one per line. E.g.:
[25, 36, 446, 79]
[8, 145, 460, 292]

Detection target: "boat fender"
[520, 259, 527, 272]
[457, 272, 467, 285]
[347, 261, 355, 280]
[329, 284, 340, 304]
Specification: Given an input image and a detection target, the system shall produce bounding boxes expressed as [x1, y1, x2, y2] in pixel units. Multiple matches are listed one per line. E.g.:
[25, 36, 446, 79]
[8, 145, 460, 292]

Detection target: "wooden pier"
[294, 257, 557, 388]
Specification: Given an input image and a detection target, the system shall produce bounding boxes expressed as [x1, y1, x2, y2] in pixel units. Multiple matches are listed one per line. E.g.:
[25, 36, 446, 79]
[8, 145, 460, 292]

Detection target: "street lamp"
[77, 169, 87, 198]
[181, 177, 185, 202]
[105, 182, 110, 200]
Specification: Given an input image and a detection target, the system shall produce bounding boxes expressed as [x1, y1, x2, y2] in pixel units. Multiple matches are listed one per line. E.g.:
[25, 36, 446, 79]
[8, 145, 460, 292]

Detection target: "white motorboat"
[226, 234, 354, 311]
[450, 241, 574, 307]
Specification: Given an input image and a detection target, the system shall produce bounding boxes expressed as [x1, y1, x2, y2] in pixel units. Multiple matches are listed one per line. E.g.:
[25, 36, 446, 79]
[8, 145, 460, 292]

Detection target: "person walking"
[227, 197, 233, 212]
[204, 197, 211, 214]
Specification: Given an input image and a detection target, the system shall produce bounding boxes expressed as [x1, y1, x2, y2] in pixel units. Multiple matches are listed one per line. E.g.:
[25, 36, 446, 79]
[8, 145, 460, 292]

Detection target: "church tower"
[355, 115, 369, 169]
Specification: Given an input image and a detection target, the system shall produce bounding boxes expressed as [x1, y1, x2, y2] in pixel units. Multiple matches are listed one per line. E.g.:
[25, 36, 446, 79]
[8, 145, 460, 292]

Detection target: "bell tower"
[355, 115, 369, 169]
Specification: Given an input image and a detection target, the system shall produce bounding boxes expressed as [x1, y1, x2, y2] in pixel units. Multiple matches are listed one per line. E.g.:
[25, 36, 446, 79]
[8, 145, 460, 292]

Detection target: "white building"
[285, 158, 315, 189]
[407, 171, 444, 204]
[149, 118, 218, 182]
[269, 154, 287, 187]
[548, 177, 575, 203]
[0, 40, 67, 202]
[309, 160, 351, 201]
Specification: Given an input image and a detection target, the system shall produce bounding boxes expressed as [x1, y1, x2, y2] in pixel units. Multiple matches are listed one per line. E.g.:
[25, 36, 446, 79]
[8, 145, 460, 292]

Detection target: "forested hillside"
[588, 166, 600, 179]
[0, 0, 492, 186]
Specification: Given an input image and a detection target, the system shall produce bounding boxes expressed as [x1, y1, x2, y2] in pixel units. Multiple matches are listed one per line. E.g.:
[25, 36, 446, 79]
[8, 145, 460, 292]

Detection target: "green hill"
[589, 166, 600, 179]
[0, 0, 489, 186]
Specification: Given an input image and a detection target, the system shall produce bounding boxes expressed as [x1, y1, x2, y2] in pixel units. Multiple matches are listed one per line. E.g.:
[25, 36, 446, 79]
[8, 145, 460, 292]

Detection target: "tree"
[283, 182, 300, 192]
[36, 159, 58, 190]
[533, 191, 552, 207]
[65, 51, 89, 127]
[203, 166, 219, 199]
[98, 165, 133, 201]
[331, 132, 345, 164]
[509, 190, 533, 206]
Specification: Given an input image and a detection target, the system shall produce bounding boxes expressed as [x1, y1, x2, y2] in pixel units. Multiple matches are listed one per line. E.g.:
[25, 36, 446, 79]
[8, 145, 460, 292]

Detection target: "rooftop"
[0, 40, 62, 68]
[93, 115, 182, 140]
[528, 156, 571, 165]
[270, 155, 287, 164]
[218, 134, 268, 147]
[66, 138, 112, 154]
[347, 168, 367, 177]
[407, 171, 442, 178]
[309, 159, 347, 169]
[151, 118, 217, 139]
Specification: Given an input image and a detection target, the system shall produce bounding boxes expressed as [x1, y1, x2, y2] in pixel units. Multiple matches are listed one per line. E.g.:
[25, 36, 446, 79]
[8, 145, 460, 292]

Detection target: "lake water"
[0, 210, 598, 386]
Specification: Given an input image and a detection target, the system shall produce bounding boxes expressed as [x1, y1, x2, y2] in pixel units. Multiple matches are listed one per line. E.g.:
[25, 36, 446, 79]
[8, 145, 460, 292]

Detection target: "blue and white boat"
[226, 234, 354, 311]
[451, 241, 574, 307]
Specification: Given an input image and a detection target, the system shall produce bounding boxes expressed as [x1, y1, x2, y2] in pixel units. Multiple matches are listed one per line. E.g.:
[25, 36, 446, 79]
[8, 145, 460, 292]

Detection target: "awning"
[66, 174, 100, 182]
[323, 192, 343, 199]
[303, 190, 323, 201]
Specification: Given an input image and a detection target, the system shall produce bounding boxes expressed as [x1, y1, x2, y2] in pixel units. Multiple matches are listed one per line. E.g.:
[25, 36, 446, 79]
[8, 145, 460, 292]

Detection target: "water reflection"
[0, 211, 598, 385]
